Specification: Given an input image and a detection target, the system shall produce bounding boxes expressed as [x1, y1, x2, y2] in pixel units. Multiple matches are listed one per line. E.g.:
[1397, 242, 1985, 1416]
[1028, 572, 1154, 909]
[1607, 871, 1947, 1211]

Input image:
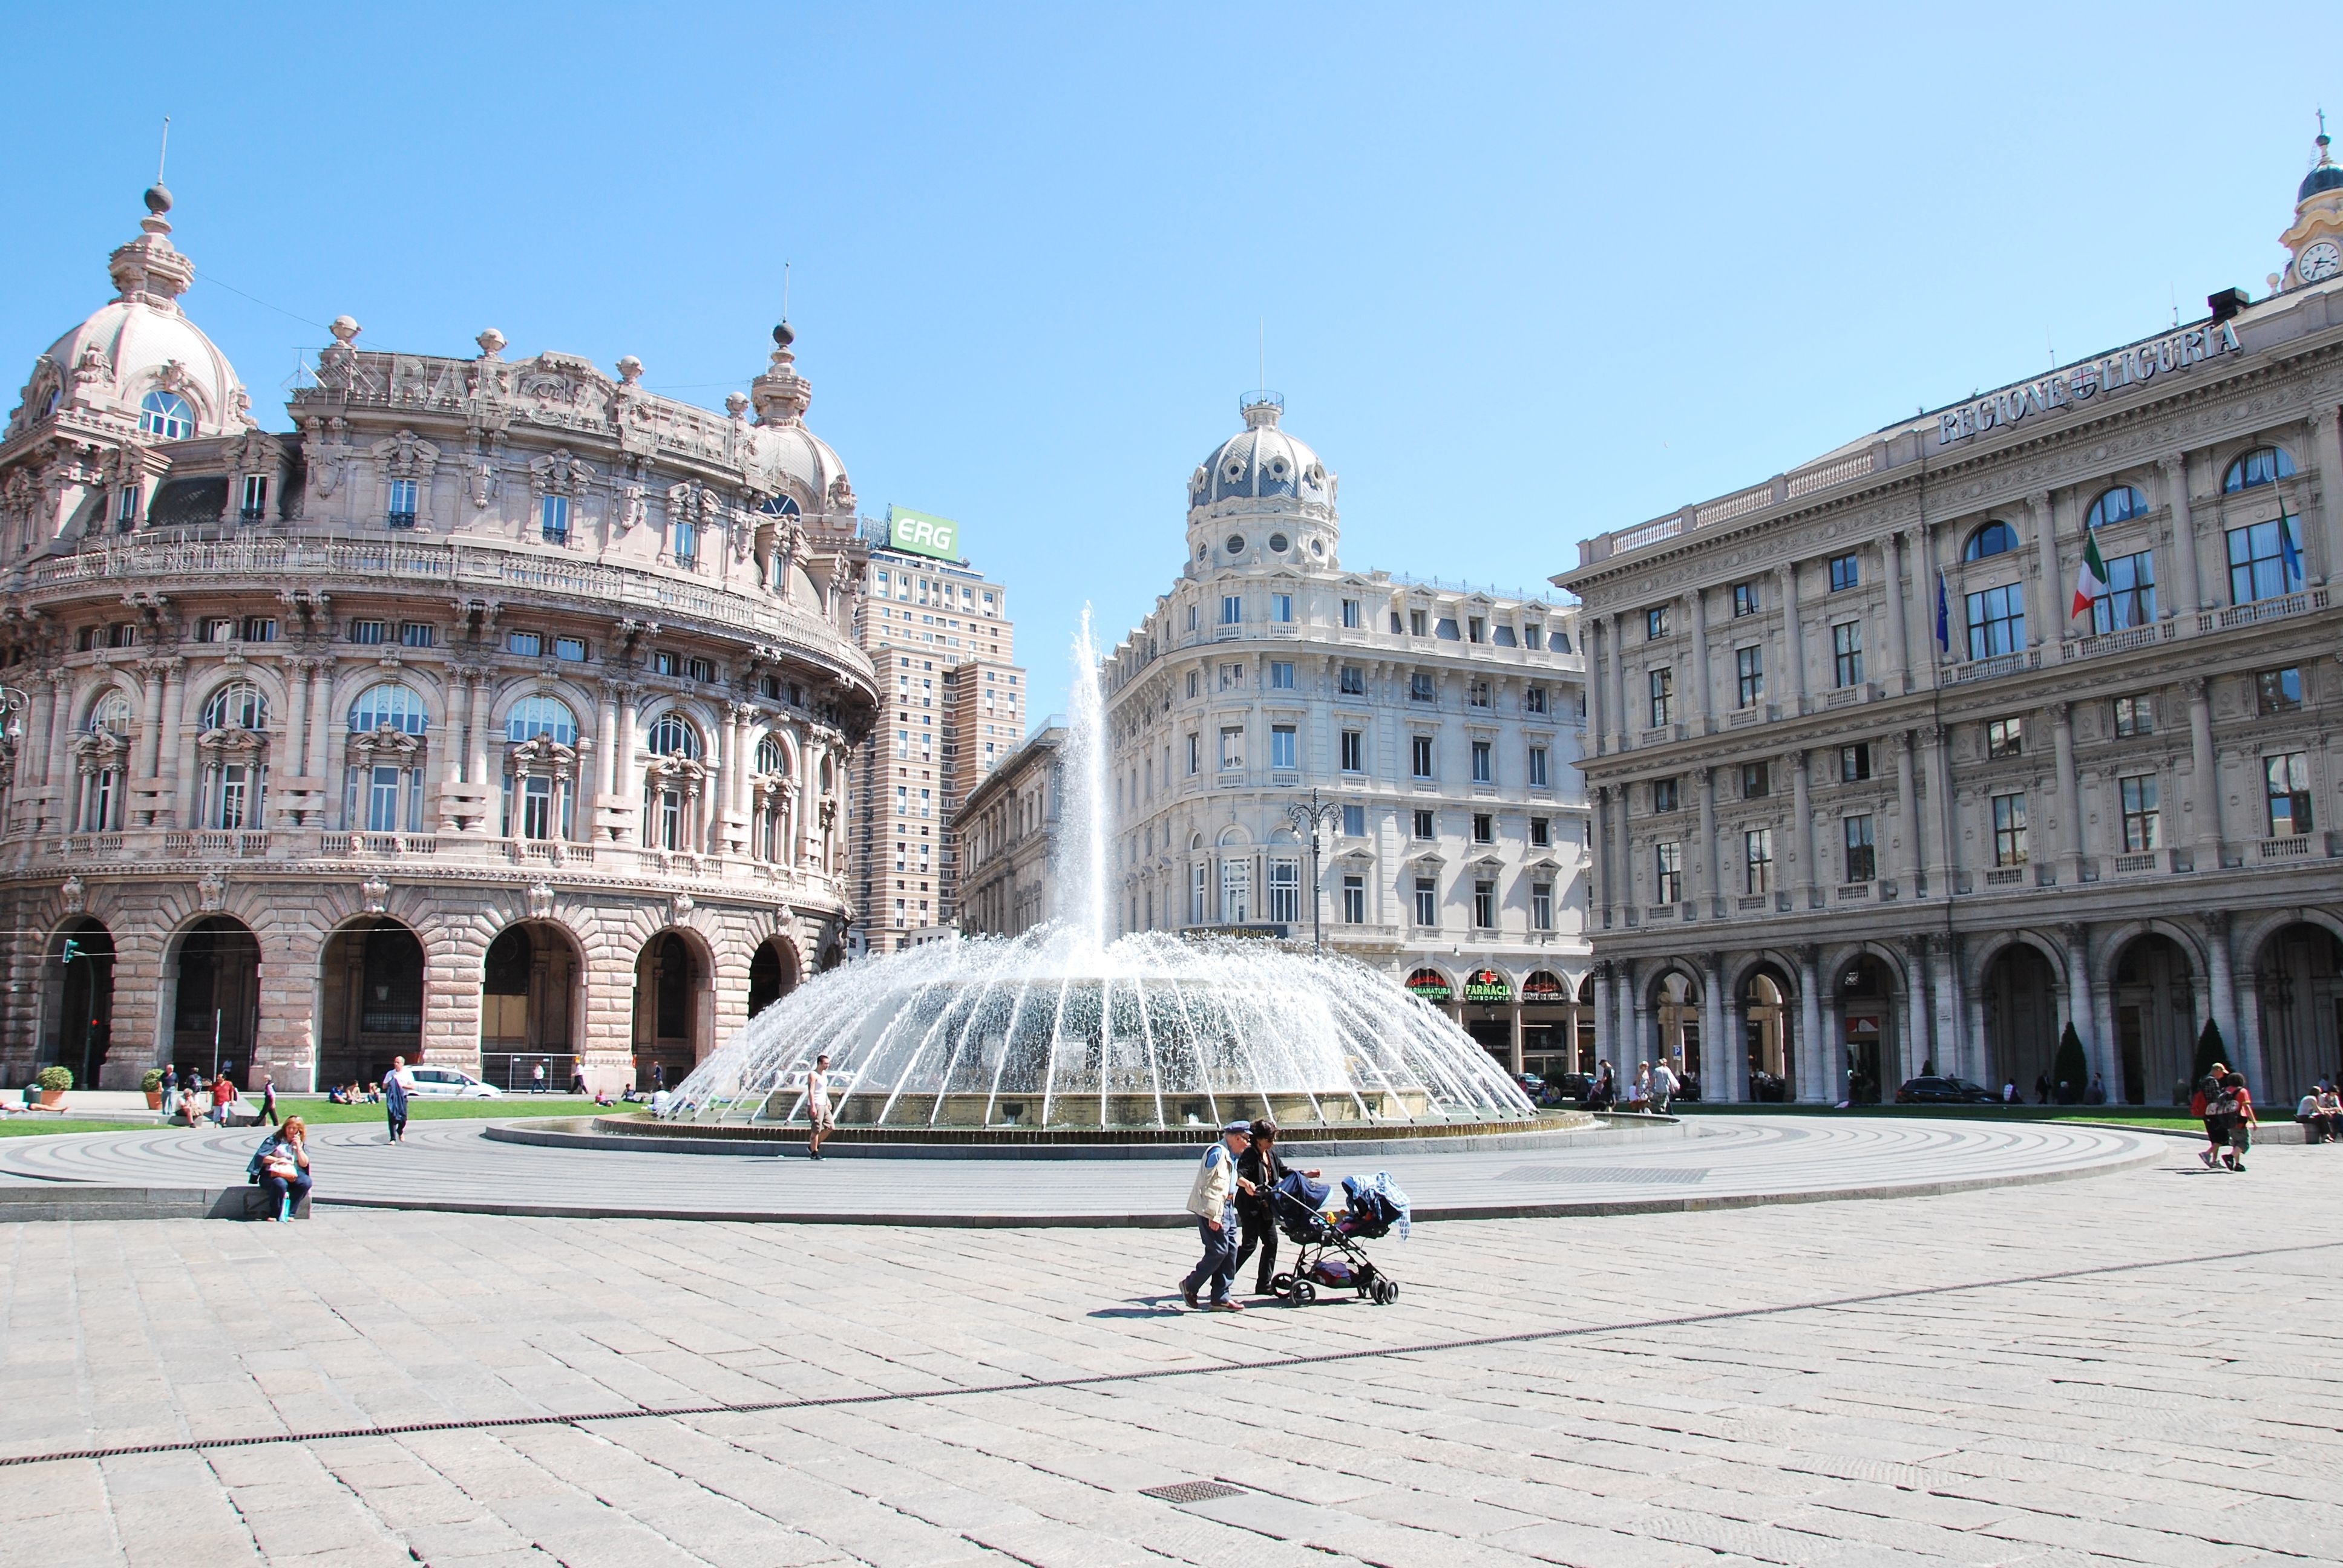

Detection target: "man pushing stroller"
[1179, 1120, 1257, 1311]
[1179, 1119, 1410, 1312]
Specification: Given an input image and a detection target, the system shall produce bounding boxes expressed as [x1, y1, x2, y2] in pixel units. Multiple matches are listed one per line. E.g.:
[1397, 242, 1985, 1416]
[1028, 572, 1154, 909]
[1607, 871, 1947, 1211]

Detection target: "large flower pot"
[145, 1089, 163, 1109]
[38, 1089, 65, 1108]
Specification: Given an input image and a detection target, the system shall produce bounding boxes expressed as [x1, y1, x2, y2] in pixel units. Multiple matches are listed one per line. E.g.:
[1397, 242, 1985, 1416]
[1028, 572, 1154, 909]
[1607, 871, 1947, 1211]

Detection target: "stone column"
[1591, 784, 1613, 929]
[2160, 454, 2204, 612]
[24, 675, 54, 789]
[1893, 729, 1920, 895]
[1508, 1007, 1524, 1077]
[2051, 701, 2083, 885]
[2091, 959, 2120, 1103]
[1902, 933, 1934, 1078]
[1591, 961, 1614, 1068]
[2203, 911, 2248, 1089]
[2183, 676, 2220, 869]
[1585, 619, 1608, 755]
[1608, 612, 1630, 753]
[1696, 766, 1720, 918]
[44, 670, 74, 815]
[284, 658, 313, 776]
[465, 673, 492, 794]
[136, 659, 166, 779]
[1938, 932, 1968, 1082]
[1919, 724, 1953, 897]
[2312, 402, 2343, 584]
[448, 674, 475, 786]
[1611, 782, 1633, 924]
[1686, 585, 1712, 731]
[595, 682, 621, 797]
[160, 660, 194, 829]
[1777, 562, 1805, 714]
[2058, 922, 2098, 1099]
[1789, 748, 1815, 908]
[1881, 530, 1909, 694]
[1700, 952, 1735, 1102]
[306, 658, 337, 807]
[1721, 978, 1746, 1104]
[2022, 490, 2053, 648]
[1796, 946, 1824, 1103]
[1625, 962, 1648, 1073]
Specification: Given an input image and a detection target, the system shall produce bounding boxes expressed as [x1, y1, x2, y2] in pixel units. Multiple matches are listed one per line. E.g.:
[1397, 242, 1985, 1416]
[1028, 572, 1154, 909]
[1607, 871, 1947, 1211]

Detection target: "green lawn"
[1670, 1103, 2203, 1131]
[0, 1118, 142, 1138]
[0, 1097, 612, 1136]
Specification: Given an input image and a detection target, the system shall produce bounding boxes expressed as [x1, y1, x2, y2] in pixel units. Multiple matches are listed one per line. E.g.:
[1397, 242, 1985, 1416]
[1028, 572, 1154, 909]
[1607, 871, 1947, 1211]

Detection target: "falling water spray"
[1055, 604, 1112, 952]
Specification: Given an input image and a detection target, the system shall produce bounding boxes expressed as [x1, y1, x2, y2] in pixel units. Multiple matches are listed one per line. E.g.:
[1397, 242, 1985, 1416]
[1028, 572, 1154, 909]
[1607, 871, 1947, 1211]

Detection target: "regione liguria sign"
[1937, 320, 2243, 446]
[888, 506, 960, 561]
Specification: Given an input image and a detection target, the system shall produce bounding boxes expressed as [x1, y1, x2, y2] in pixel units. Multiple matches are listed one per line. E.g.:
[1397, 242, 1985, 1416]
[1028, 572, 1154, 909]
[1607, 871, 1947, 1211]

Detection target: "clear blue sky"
[5, 5, 2336, 719]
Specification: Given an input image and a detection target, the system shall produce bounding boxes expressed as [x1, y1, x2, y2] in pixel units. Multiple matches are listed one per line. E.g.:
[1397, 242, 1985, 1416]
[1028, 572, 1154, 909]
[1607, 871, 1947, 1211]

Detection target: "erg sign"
[887, 506, 960, 561]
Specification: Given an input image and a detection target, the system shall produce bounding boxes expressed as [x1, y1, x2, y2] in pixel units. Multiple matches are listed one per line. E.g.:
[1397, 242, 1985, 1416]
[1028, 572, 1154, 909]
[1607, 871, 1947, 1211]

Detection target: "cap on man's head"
[1222, 1120, 1253, 1137]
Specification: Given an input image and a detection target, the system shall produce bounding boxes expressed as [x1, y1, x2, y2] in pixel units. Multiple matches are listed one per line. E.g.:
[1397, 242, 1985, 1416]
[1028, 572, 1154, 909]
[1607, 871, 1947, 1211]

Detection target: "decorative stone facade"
[0, 186, 877, 1093]
[1558, 136, 2343, 1108]
[956, 720, 1064, 938]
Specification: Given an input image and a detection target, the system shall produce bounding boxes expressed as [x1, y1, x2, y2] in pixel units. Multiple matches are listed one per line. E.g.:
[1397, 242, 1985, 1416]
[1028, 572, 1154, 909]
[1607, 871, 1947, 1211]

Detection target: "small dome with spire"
[1188, 393, 1335, 512]
[2302, 129, 2343, 203]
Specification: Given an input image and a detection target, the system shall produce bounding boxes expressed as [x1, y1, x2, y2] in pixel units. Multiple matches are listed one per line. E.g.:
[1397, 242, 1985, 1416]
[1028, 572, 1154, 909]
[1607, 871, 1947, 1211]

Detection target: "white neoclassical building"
[0, 182, 879, 1094]
[1098, 396, 1594, 1079]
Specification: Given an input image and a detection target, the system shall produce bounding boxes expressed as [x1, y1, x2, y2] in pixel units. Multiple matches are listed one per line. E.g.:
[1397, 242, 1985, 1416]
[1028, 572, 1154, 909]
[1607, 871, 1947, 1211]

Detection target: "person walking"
[804, 1053, 835, 1160]
[384, 1054, 415, 1144]
[1650, 1059, 1677, 1115]
[1233, 1120, 1321, 1298]
[2192, 1062, 2230, 1170]
[210, 1070, 239, 1128]
[531, 1059, 546, 1094]
[161, 1063, 180, 1120]
[252, 1116, 312, 1221]
[259, 1075, 280, 1127]
[2221, 1071, 2256, 1172]
[1180, 1121, 1255, 1312]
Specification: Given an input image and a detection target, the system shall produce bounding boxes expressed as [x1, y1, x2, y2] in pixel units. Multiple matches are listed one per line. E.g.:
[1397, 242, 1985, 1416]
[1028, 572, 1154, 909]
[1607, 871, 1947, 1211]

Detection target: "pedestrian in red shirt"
[2220, 1071, 2256, 1172]
[211, 1073, 238, 1128]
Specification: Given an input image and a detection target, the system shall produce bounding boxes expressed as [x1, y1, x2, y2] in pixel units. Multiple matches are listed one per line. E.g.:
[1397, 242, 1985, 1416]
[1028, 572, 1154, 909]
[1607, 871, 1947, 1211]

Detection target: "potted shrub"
[36, 1064, 71, 1107]
[141, 1068, 165, 1109]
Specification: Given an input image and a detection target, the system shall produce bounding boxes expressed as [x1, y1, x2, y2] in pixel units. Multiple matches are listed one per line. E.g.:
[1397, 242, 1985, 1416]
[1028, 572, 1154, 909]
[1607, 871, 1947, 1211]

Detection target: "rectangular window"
[117, 485, 141, 526]
[539, 494, 569, 544]
[1654, 841, 1683, 904]
[1471, 739, 1492, 783]
[240, 474, 269, 522]
[1270, 660, 1294, 690]
[2266, 753, 2314, 836]
[2091, 549, 2158, 632]
[1467, 679, 1491, 708]
[1735, 645, 1763, 708]
[1409, 608, 1427, 636]
[554, 636, 586, 662]
[1840, 742, 1872, 782]
[1524, 622, 1544, 650]
[1414, 877, 1437, 927]
[1341, 598, 1361, 629]
[2257, 666, 2304, 714]
[1468, 615, 1485, 644]
[1411, 734, 1434, 779]
[1343, 875, 1366, 923]
[520, 775, 554, 840]
[1271, 725, 1297, 769]
[1342, 803, 1366, 837]
[1412, 808, 1435, 840]
[1648, 668, 1674, 727]
[1339, 664, 1365, 695]
[2227, 517, 2304, 604]
[508, 630, 543, 657]
[1645, 606, 1671, 640]
[400, 622, 435, 648]
[2113, 694, 2153, 737]
[1185, 670, 1199, 698]
[1268, 859, 1299, 923]
[1187, 733, 1199, 775]
[1732, 581, 1759, 617]
[368, 764, 404, 834]
[1472, 880, 1496, 929]
[349, 619, 386, 645]
[686, 657, 717, 683]
[673, 519, 700, 567]
[1221, 594, 1242, 625]
[2119, 775, 2160, 851]
[1991, 792, 2028, 866]
[1186, 605, 1199, 632]
[1965, 584, 2025, 660]
[1220, 662, 1244, 691]
[1409, 671, 1435, 702]
[1741, 760, 1771, 799]
[1472, 812, 1493, 844]
[1530, 816, 1551, 846]
[1524, 685, 1547, 714]
[1843, 814, 1876, 882]
[1531, 881, 1553, 930]
[1272, 593, 1293, 624]
[1744, 829, 1773, 894]
[1219, 727, 1244, 771]
[1528, 746, 1549, 787]
[1828, 552, 1860, 592]
[1987, 716, 2024, 758]
[1652, 777, 1680, 812]
[1832, 621, 1863, 688]
[386, 478, 418, 528]
[1190, 861, 1207, 923]
[241, 616, 277, 643]
[1219, 857, 1250, 923]
[1340, 730, 1363, 772]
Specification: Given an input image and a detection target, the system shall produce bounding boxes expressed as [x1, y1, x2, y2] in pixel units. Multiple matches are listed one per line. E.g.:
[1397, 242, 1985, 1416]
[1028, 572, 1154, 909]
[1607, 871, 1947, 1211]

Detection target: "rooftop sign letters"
[1938, 321, 2242, 446]
[886, 506, 961, 561]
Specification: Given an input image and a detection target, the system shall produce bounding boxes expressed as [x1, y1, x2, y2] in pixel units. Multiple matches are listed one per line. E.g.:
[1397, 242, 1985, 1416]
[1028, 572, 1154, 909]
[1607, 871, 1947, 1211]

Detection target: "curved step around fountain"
[481, 1111, 1683, 1161]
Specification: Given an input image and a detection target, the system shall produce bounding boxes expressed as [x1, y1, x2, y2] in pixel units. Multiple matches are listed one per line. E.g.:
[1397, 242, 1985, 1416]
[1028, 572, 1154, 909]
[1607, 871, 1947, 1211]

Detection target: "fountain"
[664, 608, 1546, 1141]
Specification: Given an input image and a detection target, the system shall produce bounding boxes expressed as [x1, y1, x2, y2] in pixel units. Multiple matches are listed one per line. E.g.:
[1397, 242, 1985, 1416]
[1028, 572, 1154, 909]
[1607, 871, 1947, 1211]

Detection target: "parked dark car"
[1895, 1074, 2002, 1105]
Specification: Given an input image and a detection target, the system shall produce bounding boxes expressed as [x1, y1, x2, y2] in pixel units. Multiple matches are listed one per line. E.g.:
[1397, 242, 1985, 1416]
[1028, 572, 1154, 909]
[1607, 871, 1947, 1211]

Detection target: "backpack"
[2188, 1088, 2207, 1118]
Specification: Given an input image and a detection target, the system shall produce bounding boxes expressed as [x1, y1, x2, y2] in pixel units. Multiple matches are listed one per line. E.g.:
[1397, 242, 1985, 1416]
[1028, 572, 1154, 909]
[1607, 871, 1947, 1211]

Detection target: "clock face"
[2302, 240, 2343, 283]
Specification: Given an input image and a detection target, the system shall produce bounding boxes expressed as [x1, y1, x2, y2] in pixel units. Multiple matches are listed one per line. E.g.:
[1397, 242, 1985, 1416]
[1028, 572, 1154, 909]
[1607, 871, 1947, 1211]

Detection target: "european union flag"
[2278, 500, 2303, 586]
[1935, 570, 1950, 653]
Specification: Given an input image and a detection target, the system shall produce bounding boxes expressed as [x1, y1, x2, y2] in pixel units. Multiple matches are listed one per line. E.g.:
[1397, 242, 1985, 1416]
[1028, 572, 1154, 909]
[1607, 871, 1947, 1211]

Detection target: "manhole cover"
[1499, 1165, 1712, 1185]
[1141, 1480, 1247, 1504]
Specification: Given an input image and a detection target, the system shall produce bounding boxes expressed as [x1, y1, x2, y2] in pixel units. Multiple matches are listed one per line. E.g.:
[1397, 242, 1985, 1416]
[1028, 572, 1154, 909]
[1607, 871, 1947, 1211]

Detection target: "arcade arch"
[319, 917, 425, 1089]
[2255, 921, 2343, 1104]
[2111, 932, 2197, 1106]
[748, 938, 801, 1020]
[1737, 960, 1795, 1100]
[634, 929, 712, 1092]
[1980, 938, 2061, 1099]
[166, 916, 261, 1079]
[42, 918, 114, 1089]
[479, 922, 583, 1089]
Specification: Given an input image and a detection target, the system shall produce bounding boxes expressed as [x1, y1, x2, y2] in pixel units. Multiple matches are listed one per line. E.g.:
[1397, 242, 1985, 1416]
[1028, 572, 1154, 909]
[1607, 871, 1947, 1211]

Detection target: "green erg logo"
[888, 508, 959, 560]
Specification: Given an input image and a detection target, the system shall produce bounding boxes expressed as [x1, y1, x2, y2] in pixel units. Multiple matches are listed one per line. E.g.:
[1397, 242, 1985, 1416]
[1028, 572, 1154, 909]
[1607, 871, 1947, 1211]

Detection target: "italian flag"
[2072, 531, 2109, 619]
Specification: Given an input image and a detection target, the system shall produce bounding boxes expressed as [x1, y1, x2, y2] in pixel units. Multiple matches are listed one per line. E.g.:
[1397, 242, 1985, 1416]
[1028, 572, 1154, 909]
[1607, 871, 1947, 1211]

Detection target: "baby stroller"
[1266, 1171, 1407, 1306]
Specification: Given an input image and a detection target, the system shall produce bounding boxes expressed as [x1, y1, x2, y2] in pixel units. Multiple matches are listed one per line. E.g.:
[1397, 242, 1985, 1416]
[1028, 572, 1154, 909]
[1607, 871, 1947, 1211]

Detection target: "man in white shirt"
[805, 1053, 835, 1160]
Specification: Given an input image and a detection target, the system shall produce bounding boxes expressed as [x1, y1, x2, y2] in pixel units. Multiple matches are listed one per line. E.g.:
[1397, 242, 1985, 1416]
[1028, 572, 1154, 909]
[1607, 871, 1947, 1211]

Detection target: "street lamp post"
[1284, 790, 1342, 950]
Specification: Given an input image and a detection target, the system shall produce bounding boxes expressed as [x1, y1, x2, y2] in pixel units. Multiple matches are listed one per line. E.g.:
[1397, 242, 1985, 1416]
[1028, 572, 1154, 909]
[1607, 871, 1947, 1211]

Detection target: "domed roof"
[744, 322, 853, 514]
[1188, 394, 1334, 510]
[2303, 156, 2343, 203]
[9, 185, 253, 442]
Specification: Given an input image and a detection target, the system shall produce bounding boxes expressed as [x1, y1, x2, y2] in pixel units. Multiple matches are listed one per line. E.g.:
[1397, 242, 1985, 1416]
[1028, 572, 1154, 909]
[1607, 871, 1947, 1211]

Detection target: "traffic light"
[59, 938, 81, 966]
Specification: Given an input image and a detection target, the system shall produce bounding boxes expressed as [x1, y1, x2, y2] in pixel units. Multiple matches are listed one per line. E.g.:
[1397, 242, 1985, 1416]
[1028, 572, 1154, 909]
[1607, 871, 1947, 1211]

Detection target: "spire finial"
[157, 115, 169, 184]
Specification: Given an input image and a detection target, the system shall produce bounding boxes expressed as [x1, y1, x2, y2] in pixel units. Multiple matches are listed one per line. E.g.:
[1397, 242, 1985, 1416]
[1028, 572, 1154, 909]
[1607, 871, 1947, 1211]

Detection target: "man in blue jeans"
[1180, 1121, 1256, 1312]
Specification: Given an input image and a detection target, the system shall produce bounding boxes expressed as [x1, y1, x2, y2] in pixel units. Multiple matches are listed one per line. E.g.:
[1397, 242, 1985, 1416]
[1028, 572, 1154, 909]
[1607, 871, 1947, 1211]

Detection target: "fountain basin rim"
[588, 1109, 1596, 1149]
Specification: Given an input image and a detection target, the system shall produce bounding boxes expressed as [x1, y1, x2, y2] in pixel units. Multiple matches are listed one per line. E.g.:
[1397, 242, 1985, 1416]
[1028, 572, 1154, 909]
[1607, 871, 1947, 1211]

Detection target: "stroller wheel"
[1291, 1279, 1317, 1306]
[1372, 1279, 1397, 1305]
[1270, 1272, 1294, 1300]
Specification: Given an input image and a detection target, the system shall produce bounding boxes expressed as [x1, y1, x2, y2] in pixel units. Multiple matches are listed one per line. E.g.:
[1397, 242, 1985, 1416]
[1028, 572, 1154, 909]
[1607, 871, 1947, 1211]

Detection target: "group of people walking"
[1179, 1118, 1322, 1310]
[1582, 1059, 1678, 1113]
[2193, 1063, 2259, 1172]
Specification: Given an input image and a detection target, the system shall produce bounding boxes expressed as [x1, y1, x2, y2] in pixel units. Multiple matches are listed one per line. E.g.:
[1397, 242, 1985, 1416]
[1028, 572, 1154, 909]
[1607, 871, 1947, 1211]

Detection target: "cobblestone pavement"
[0, 1116, 2160, 1221]
[2, 1136, 2338, 1566]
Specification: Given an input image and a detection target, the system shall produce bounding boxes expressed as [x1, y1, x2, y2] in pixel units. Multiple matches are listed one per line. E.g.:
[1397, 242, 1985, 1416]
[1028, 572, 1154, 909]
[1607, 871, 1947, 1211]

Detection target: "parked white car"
[404, 1067, 502, 1099]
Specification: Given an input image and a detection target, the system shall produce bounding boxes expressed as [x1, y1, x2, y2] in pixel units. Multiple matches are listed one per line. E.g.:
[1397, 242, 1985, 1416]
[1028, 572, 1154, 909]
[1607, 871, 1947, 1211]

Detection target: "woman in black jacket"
[1232, 1119, 1321, 1297]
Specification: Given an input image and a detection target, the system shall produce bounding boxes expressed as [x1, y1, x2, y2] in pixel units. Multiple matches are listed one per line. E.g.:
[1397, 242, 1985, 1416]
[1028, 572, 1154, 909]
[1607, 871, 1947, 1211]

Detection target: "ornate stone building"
[1558, 131, 2343, 1106]
[955, 719, 1064, 939]
[0, 183, 877, 1093]
[1101, 396, 1594, 1079]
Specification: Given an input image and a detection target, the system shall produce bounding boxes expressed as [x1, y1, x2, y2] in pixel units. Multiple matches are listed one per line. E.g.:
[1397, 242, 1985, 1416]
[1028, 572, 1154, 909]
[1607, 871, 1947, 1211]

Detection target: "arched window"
[758, 494, 800, 516]
[646, 713, 700, 758]
[199, 681, 267, 732]
[137, 390, 194, 440]
[2223, 446, 2296, 492]
[2084, 486, 2147, 529]
[505, 694, 578, 745]
[755, 734, 787, 774]
[1964, 521, 2018, 560]
[87, 689, 134, 736]
[349, 682, 428, 734]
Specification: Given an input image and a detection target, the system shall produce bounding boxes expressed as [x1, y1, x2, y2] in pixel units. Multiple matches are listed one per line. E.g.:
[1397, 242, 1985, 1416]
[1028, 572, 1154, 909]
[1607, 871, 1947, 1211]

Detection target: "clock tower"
[2279, 119, 2343, 289]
